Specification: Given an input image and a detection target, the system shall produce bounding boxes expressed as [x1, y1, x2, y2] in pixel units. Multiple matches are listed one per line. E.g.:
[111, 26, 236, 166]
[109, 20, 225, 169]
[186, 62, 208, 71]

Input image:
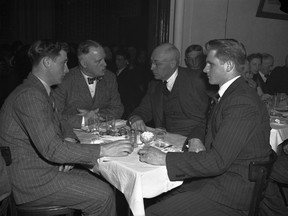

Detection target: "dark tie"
[87, 77, 97, 85]
[162, 81, 170, 95]
[207, 93, 220, 120]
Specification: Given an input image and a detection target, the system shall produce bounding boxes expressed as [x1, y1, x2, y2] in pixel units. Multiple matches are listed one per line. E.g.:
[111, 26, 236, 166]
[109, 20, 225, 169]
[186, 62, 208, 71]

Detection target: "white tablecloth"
[75, 129, 186, 216]
[270, 122, 288, 152]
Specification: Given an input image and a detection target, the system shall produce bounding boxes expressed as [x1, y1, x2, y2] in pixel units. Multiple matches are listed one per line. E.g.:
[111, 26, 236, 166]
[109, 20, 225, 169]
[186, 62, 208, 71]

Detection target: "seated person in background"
[0, 40, 133, 215]
[139, 39, 272, 216]
[184, 44, 218, 96]
[253, 53, 274, 94]
[128, 43, 210, 141]
[52, 40, 123, 128]
[249, 53, 272, 100]
[266, 54, 288, 95]
[115, 50, 143, 119]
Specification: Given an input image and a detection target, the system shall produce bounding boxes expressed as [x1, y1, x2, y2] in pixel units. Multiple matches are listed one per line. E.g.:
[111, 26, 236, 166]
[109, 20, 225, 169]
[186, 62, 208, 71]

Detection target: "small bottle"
[129, 129, 137, 147]
[135, 130, 142, 145]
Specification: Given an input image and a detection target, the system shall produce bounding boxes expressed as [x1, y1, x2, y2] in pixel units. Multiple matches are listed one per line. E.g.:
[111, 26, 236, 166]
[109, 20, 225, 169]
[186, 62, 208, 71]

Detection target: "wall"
[178, 0, 288, 67]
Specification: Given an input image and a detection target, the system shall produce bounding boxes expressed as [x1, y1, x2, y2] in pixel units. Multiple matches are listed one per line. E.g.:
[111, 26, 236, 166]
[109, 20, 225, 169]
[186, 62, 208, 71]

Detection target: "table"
[75, 128, 186, 216]
[270, 122, 288, 152]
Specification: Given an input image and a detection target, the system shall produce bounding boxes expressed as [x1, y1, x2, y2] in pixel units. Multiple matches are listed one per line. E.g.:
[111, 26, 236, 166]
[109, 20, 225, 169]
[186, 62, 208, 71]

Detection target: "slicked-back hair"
[77, 40, 102, 57]
[205, 39, 247, 73]
[247, 53, 262, 63]
[28, 40, 69, 67]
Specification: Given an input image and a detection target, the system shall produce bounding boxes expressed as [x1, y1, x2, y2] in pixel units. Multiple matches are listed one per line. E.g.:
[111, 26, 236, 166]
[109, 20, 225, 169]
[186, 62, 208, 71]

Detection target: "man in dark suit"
[128, 43, 210, 143]
[253, 53, 274, 94]
[139, 39, 272, 216]
[114, 50, 143, 119]
[52, 40, 123, 128]
[0, 40, 133, 215]
[266, 54, 288, 94]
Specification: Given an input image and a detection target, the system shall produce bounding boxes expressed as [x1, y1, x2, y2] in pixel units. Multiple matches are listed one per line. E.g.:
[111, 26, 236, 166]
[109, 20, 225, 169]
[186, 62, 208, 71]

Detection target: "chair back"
[248, 150, 278, 216]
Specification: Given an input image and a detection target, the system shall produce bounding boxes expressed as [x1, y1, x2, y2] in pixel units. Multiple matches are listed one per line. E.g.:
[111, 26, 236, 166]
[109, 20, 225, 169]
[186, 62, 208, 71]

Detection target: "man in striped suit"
[0, 40, 133, 216]
[139, 39, 271, 216]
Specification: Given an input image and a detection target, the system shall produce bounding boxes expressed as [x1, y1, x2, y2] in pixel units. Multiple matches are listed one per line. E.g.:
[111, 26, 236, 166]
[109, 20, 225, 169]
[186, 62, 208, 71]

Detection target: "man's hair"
[115, 49, 129, 60]
[247, 53, 262, 63]
[185, 44, 203, 56]
[77, 40, 102, 57]
[205, 39, 247, 73]
[261, 53, 274, 62]
[28, 40, 69, 66]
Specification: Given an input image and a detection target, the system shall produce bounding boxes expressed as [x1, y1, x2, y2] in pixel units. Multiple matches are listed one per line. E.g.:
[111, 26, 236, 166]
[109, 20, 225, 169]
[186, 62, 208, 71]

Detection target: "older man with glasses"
[128, 43, 210, 150]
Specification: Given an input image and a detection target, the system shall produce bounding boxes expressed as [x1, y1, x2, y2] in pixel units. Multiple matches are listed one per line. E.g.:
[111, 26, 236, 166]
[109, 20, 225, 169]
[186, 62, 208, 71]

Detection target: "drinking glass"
[154, 127, 167, 144]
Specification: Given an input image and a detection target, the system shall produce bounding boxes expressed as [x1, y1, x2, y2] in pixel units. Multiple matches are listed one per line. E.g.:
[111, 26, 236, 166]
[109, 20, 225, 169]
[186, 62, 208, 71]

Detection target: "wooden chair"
[248, 150, 278, 216]
[0, 146, 78, 216]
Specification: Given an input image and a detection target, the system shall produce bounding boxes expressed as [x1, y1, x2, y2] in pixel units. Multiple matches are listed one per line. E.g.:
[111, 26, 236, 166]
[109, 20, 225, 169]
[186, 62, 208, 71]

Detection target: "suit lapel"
[206, 77, 244, 148]
[75, 68, 94, 104]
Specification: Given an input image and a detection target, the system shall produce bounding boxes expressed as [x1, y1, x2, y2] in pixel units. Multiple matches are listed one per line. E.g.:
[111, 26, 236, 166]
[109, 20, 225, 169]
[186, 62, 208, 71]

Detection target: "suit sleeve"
[129, 81, 155, 123]
[98, 73, 124, 119]
[52, 80, 83, 128]
[14, 89, 100, 165]
[166, 95, 263, 180]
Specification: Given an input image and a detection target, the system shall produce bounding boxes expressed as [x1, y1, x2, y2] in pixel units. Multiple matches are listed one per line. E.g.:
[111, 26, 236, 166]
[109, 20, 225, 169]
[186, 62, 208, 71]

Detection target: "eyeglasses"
[150, 60, 171, 67]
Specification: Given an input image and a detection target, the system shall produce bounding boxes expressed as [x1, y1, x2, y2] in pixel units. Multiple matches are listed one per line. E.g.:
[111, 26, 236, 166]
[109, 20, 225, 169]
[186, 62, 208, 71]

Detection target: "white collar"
[35, 75, 51, 96]
[218, 76, 240, 99]
[165, 68, 178, 91]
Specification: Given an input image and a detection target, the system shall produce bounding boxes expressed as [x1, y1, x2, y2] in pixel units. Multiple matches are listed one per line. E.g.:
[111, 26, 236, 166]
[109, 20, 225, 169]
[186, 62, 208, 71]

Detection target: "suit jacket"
[52, 66, 123, 128]
[166, 77, 272, 210]
[266, 66, 288, 94]
[116, 66, 143, 119]
[253, 72, 269, 94]
[130, 67, 209, 141]
[0, 73, 101, 204]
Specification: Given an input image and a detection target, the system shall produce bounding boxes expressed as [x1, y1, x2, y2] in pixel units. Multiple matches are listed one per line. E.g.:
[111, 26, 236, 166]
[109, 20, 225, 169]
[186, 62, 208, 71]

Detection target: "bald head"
[150, 43, 180, 81]
[152, 43, 180, 65]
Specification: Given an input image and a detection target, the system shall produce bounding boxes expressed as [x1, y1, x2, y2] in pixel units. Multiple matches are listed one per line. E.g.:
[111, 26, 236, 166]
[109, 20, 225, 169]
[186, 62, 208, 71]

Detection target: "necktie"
[207, 93, 220, 120]
[87, 77, 97, 85]
[162, 81, 170, 95]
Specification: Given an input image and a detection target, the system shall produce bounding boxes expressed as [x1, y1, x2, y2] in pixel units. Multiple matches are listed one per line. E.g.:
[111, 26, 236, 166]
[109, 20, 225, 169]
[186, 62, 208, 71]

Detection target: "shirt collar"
[218, 76, 240, 99]
[35, 75, 51, 96]
[165, 68, 178, 90]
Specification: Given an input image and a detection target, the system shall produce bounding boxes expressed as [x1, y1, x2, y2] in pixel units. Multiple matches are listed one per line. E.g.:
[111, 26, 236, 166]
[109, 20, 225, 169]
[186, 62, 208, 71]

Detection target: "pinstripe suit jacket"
[166, 77, 272, 210]
[52, 66, 123, 128]
[0, 73, 101, 204]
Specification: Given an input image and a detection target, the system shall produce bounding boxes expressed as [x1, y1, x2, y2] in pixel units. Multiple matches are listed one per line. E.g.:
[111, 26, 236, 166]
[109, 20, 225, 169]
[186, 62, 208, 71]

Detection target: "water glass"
[106, 115, 116, 134]
[155, 127, 167, 143]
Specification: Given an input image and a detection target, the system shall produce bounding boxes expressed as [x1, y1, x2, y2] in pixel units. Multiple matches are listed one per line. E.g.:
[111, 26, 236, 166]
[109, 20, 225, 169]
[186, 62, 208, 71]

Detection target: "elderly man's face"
[185, 51, 204, 70]
[261, 57, 273, 75]
[150, 48, 175, 81]
[80, 46, 107, 78]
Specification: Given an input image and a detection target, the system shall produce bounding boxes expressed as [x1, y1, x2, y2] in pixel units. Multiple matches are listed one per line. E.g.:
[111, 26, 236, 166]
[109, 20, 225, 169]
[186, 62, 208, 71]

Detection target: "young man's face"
[49, 50, 69, 85]
[203, 50, 227, 87]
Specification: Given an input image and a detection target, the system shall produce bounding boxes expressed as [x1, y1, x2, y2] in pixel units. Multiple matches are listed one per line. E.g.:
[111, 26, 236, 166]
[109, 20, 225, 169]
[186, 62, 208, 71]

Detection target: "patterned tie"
[87, 77, 97, 85]
[162, 81, 170, 95]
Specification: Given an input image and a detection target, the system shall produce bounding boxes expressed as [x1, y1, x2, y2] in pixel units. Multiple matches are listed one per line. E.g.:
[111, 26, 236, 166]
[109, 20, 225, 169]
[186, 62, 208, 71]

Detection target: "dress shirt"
[259, 71, 267, 83]
[218, 76, 240, 101]
[165, 69, 178, 91]
[81, 72, 97, 98]
[35, 75, 51, 96]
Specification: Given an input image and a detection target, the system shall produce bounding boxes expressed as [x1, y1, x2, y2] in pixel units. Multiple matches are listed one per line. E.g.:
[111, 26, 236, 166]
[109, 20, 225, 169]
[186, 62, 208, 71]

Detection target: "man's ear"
[170, 60, 177, 68]
[225, 60, 234, 72]
[42, 57, 51, 68]
[79, 59, 86, 68]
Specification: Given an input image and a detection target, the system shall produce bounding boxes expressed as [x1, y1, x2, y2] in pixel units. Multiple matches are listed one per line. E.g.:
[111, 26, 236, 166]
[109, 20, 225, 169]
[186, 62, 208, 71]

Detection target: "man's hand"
[59, 164, 74, 172]
[100, 140, 134, 157]
[131, 119, 146, 132]
[77, 108, 102, 125]
[64, 137, 79, 143]
[138, 146, 166, 165]
[188, 138, 206, 153]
